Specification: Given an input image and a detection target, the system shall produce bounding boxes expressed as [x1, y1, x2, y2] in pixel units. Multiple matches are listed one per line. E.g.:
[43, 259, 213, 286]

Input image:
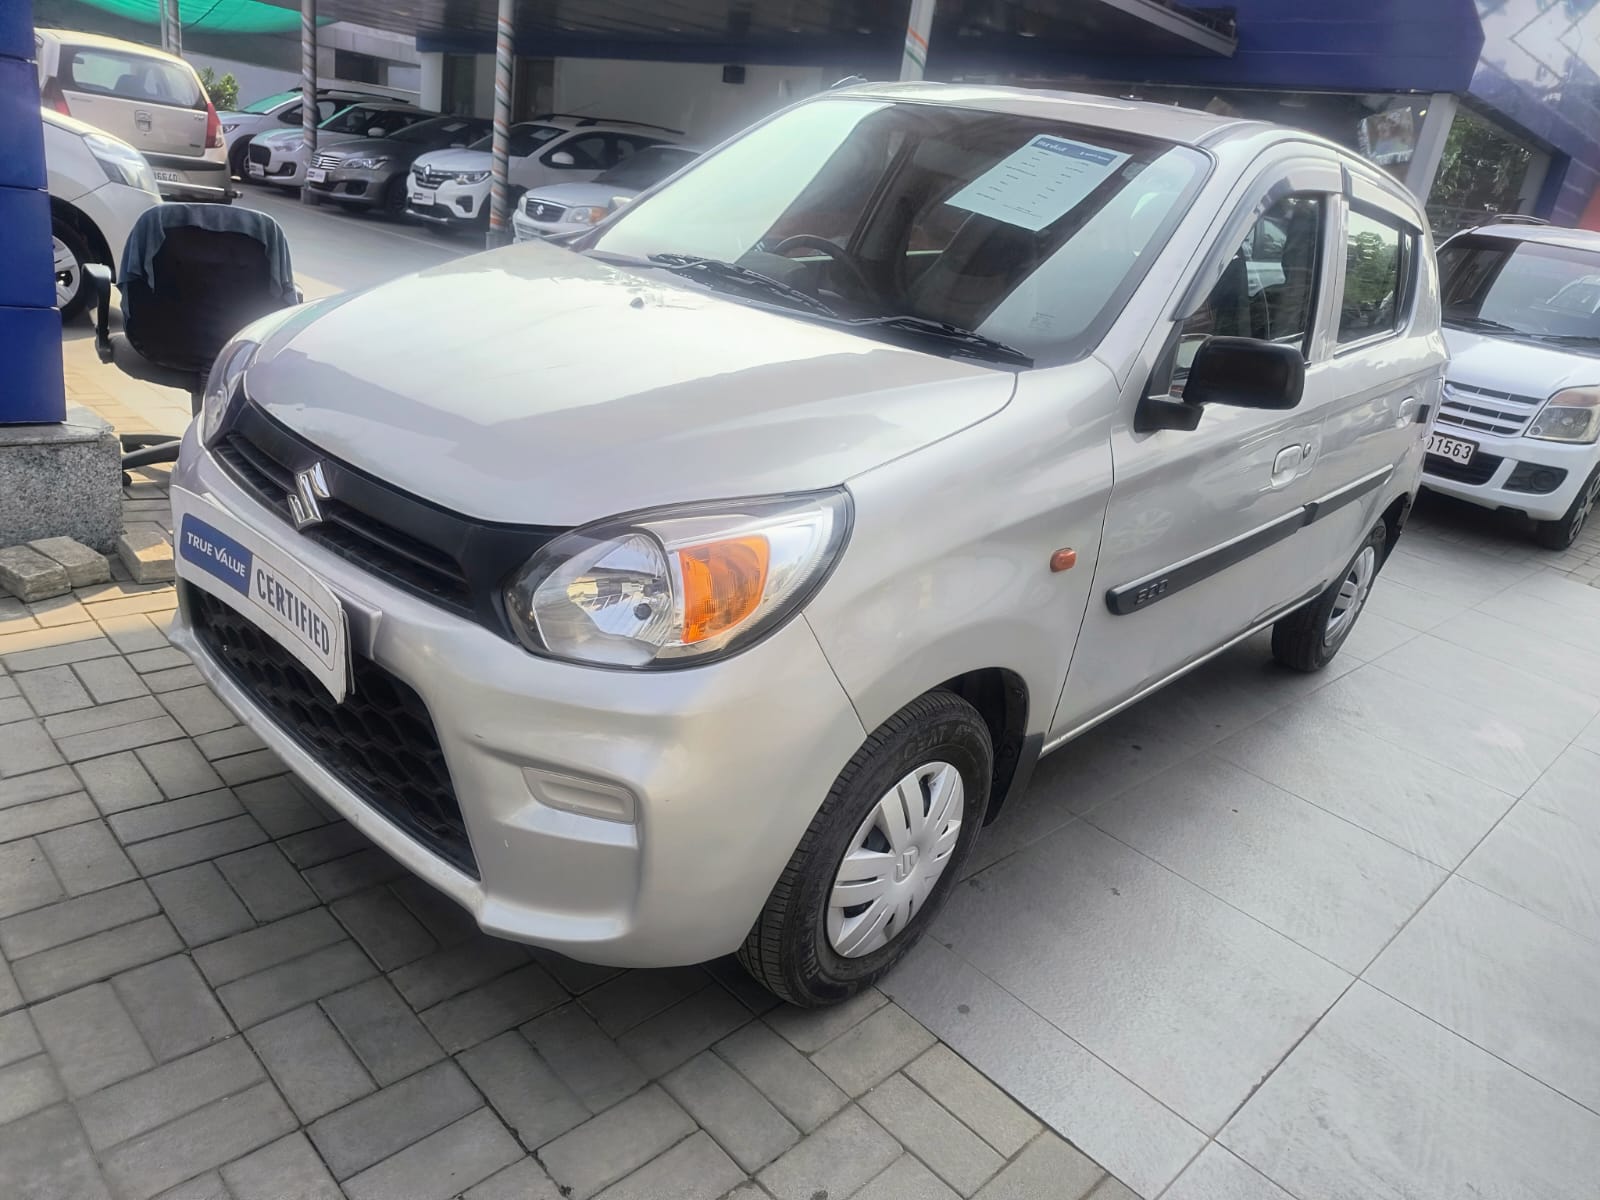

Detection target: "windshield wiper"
[644, 253, 837, 316]
[1443, 314, 1520, 334]
[842, 314, 1034, 368]
[1527, 333, 1600, 346]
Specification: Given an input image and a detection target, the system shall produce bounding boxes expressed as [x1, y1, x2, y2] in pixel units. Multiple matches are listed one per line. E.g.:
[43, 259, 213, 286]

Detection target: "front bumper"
[169, 428, 866, 966]
[1422, 428, 1599, 521]
[511, 209, 587, 242]
[407, 177, 487, 226]
[249, 145, 306, 187]
[149, 151, 232, 203]
[308, 166, 395, 207]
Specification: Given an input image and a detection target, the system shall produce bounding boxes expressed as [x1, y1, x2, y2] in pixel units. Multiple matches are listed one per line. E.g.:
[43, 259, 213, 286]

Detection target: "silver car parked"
[170, 83, 1444, 1006]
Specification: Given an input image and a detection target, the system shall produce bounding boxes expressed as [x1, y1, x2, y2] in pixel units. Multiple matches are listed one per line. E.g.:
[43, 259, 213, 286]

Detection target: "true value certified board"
[171, 486, 351, 702]
[946, 134, 1132, 233]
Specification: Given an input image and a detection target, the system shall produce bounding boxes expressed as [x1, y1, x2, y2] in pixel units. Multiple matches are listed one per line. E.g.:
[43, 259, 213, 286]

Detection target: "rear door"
[58, 43, 206, 157]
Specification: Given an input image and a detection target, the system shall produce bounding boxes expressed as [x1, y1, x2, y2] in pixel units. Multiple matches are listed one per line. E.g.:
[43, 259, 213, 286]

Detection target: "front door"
[1053, 160, 1346, 737]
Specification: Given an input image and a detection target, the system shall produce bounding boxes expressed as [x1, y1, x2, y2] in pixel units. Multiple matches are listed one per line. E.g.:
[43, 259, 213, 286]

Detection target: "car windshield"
[321, 105, 414, 135]
[390, 116, 490, 146]
[1439, 235, 1600, 342]
[242, 89, 299, 114]
[468, 123, 562, 155]
[595, 147, 696, 190]
[588, 98, 1208, 367]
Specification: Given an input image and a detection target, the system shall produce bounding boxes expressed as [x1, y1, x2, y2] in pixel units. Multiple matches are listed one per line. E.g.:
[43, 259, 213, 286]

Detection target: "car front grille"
[247, 144, 271, 166]
[413, 165, 452, 188]
[1425, 449, 1504, 486]
[186, 585, 478, 879]
[312, 152, 344, 170]
[210, 397, 560, 639]
[525, 200, 567, 223]
[1435, 380, 1542, 438]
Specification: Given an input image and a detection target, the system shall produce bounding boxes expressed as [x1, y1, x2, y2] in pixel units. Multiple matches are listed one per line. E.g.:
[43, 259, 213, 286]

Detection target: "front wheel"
[738, 690, 991, 1007]
[1272, 521, 1386, 672]
[1535, 467, 1600, 550]
[51, 220, 94, 322]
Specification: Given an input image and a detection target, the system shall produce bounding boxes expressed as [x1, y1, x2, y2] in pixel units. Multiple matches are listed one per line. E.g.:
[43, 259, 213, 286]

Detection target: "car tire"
[228, 140, 249, 181]
[1271, 520, 1386, 672]
[1534, 466, 1600, 550]
[383, 176, 409, 218]
[51, 219, 95, 322]
[738, 689, 991, 1007]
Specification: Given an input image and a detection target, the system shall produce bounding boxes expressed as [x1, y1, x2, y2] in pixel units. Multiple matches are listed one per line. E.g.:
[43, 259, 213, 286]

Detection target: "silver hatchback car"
[170, 83, 1444, 1005]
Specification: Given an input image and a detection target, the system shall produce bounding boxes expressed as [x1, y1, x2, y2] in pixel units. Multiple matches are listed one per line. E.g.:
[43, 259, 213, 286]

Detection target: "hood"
[413, 147, 490, 173]
[321, 134, 418, 161]
[256, 128, 361, 149]
[1443, 327, 1600, 398]
[245, 244, 1017, 526]
[525, 181, 640, 208]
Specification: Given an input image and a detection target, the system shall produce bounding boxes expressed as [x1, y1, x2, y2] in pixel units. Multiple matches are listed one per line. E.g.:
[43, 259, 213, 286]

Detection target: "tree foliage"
[197, 66, 239, 112]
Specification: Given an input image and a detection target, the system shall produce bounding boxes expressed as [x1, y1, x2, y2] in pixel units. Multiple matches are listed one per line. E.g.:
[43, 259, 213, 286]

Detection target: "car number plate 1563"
[171, 487, 351, 702]
[411, 187, 435, 206]
[1426, 433, 1477, 466]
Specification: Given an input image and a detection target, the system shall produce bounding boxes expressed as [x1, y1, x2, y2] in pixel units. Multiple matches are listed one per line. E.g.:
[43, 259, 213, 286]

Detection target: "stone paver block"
[135, 741, 224, 799]
[663, 1050, 799, 1172]
[2, 634, 119, 674]
[420, 961, 566, 1053]
[342, 1108, 523, 1200]
[0, 1054, 65, 1125]
[1086, 1178, 1139, 1199]
[116, 524, 175, 585]
[100, 1081, 295, 1200]
[906, 1045, 1042, 1159]
[0, 879, 156, 960]
[465, 1157, 563, 1200]
[128, 647, 188, 675]
[595, 1131, 745, 1200]
[32, 982, 154, 1096]
[215, 748, 287, 786]
[216, 939, 375, 1029]
[532, 949, 622, 996]
[27, 597, 89, 632]
[523, 1002, 649, 1115]
[458, 1030, 588, 1150]
[616, 984, 752, 1078]
[861, 1072, 1005, 1195]
[539, 1085, 696, 1199]
[157, 686, 236, 738]
[15, 665, 92, 716]
[580, 966, 709, 1038]
[0, 720, 63, 779]
[0, 694, 28, 724]
[96, 614, 167, 655]
[111, 789, 242, 845]
[390, 875, 479, 946]
[811, 1004, 938, 1097]
[715, 1018, 849, 1134]
[856, 1154, 962, 1200]
[73, 656, 148, 703]
[43, 694, 164, 739]
[126, 813, 266, 875]
[0, 545, 71, 602]
[0, 1103, 112, 1200]
[972, 1134, 1106, 1200]
[15, 914, 181, 1003]
[0, 791, 96, 843]
[37, 819, 137, 895]
[390, 937, 529, 1012]
[0, 1008, 43, 1069]
[147, 863, 254, 947]
[232, 775, 326, 838]
[113, 955, 233, 1062]
[331, 886, 437, 970]
[57, 714, 185, 761]
[220, 1132, 341, 1200]
[276, 820, 370, 870]
[247, 1004, 376, 1122]
[0, 952, 19, 1013]
[302, 847, 406, 903]
[193, 908, 343, 986]
[144, 665, 204, 693]
[75, 751, 163, 815]
[321, 977, 443, 1086]
[0, 837, 63, 921]
[757, 1105, 902, 1200]
[28, 538, 110, 587]
[193, 723, 264, 761]
[0, 763, 79, 808]
[75, 1037, 262, 1151]
[216, 843, 317, 922]
[308, 1059, 481, 1180]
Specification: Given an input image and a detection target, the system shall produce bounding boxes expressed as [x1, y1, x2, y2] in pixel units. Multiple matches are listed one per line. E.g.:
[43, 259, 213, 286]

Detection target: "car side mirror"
[367, 127, 386, 138]
[1136, 336, 1305, 433]
[550, 151, 576, 166]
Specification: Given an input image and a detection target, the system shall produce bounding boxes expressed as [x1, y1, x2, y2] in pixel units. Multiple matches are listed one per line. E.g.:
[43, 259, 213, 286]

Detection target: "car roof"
[529, 114, 685, 137]
[331, 99, 418, 112]
[1454, 223, 1600, 252]
[36, 28, 191, 70]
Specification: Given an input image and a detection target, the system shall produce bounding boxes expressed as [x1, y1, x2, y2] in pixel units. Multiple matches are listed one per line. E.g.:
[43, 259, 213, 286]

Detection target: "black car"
[306, 115, 492, 215]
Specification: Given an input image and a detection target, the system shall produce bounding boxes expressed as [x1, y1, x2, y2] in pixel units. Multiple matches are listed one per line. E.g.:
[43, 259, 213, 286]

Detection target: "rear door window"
[546, 133, 611, 170]
[62, 47, 200, 108]
[1338, 209, 1410, 343]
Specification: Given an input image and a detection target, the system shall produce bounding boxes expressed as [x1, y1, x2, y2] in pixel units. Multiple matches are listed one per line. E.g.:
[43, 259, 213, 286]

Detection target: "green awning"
[74, 0, 320, 35]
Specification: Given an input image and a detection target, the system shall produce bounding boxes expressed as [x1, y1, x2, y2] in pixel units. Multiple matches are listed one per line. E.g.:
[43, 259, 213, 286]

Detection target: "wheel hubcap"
[1571, 475, 1600, 541]
[827, 761, 963, 959]
[1324, 545, 1377, 646]
[53, 236, 81, 308]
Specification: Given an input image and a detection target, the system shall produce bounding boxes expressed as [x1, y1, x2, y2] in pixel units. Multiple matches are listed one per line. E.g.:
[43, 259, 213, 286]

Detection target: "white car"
[1426, 222, 1600, 548]
[511, 144, 700, 242]
[42, 107, 161, 320]
[36, 28, 229, 203]
[219, 87, 407, 180]
[408, 115, 680, 230]
[247, 101, 431, 188]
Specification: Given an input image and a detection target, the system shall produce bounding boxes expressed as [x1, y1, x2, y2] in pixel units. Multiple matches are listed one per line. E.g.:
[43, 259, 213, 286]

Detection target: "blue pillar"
[0, 0, 66, 425]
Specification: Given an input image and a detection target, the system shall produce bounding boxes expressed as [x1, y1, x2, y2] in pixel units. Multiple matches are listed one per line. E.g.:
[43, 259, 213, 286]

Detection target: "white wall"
[552, 59, 832, 145]
[185, 53, 299, 109]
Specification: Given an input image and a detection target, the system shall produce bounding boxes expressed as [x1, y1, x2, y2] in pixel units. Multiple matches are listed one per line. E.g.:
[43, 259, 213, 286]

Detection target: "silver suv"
[170, 83, 1444, 1005]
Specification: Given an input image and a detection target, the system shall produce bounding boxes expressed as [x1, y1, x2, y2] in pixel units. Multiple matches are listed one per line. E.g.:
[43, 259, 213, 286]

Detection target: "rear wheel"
[51, 219, 94, 321]
[227, 140, 249, 180]
[383, 176, 409, 217]
[738, 690, 991, 1007]
[1271, 521, 1386, 672]
[1535, 467, 1600, 550]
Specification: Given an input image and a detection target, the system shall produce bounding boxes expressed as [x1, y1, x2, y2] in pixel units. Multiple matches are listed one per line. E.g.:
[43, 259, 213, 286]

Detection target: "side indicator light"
[1050, 548, 1077, 573]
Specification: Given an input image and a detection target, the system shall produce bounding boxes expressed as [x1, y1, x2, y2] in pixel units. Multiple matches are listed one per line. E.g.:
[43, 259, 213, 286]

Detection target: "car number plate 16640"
[1426, 433, 1476, 466]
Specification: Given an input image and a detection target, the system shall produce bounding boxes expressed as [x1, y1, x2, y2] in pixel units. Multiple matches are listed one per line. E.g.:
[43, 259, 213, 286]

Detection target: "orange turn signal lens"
[678, 536, 771, 644]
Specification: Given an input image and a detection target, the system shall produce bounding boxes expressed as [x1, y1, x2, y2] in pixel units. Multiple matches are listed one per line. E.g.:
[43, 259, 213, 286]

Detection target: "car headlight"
[458, 170, 491, 184]
[343, 156, 389, 170]
[564, 206, 610, 226]
[84, 132, 158, 196]
[1528, 386, 1600, 444]
[504, 491, 851, 668]
[198, 338, 261, 444]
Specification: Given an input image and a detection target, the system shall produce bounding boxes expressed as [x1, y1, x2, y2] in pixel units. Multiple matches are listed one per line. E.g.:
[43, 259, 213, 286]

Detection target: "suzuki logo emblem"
[288, 463, 330, 530]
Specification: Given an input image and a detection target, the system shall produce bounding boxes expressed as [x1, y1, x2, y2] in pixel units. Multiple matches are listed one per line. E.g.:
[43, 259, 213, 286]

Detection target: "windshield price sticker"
[947, 135, 1131, 232]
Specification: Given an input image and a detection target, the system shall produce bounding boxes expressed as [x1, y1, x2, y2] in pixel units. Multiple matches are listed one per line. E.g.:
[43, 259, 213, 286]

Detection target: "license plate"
[1426, 433, 1476, 466]
[411, 188, 434, 206]
[172, 488, 350, 702]
[153, 169, 181, 182]
[306, 167, 327, 183]
[248, 162, 264, 177]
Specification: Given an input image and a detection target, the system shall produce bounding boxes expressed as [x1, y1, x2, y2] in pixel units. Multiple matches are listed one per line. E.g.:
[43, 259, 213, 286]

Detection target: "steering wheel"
[770, 234, 875, 300]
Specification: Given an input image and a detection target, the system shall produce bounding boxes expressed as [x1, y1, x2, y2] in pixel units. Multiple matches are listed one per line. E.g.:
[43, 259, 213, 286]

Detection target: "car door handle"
[1271, 444, 1304, 487]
